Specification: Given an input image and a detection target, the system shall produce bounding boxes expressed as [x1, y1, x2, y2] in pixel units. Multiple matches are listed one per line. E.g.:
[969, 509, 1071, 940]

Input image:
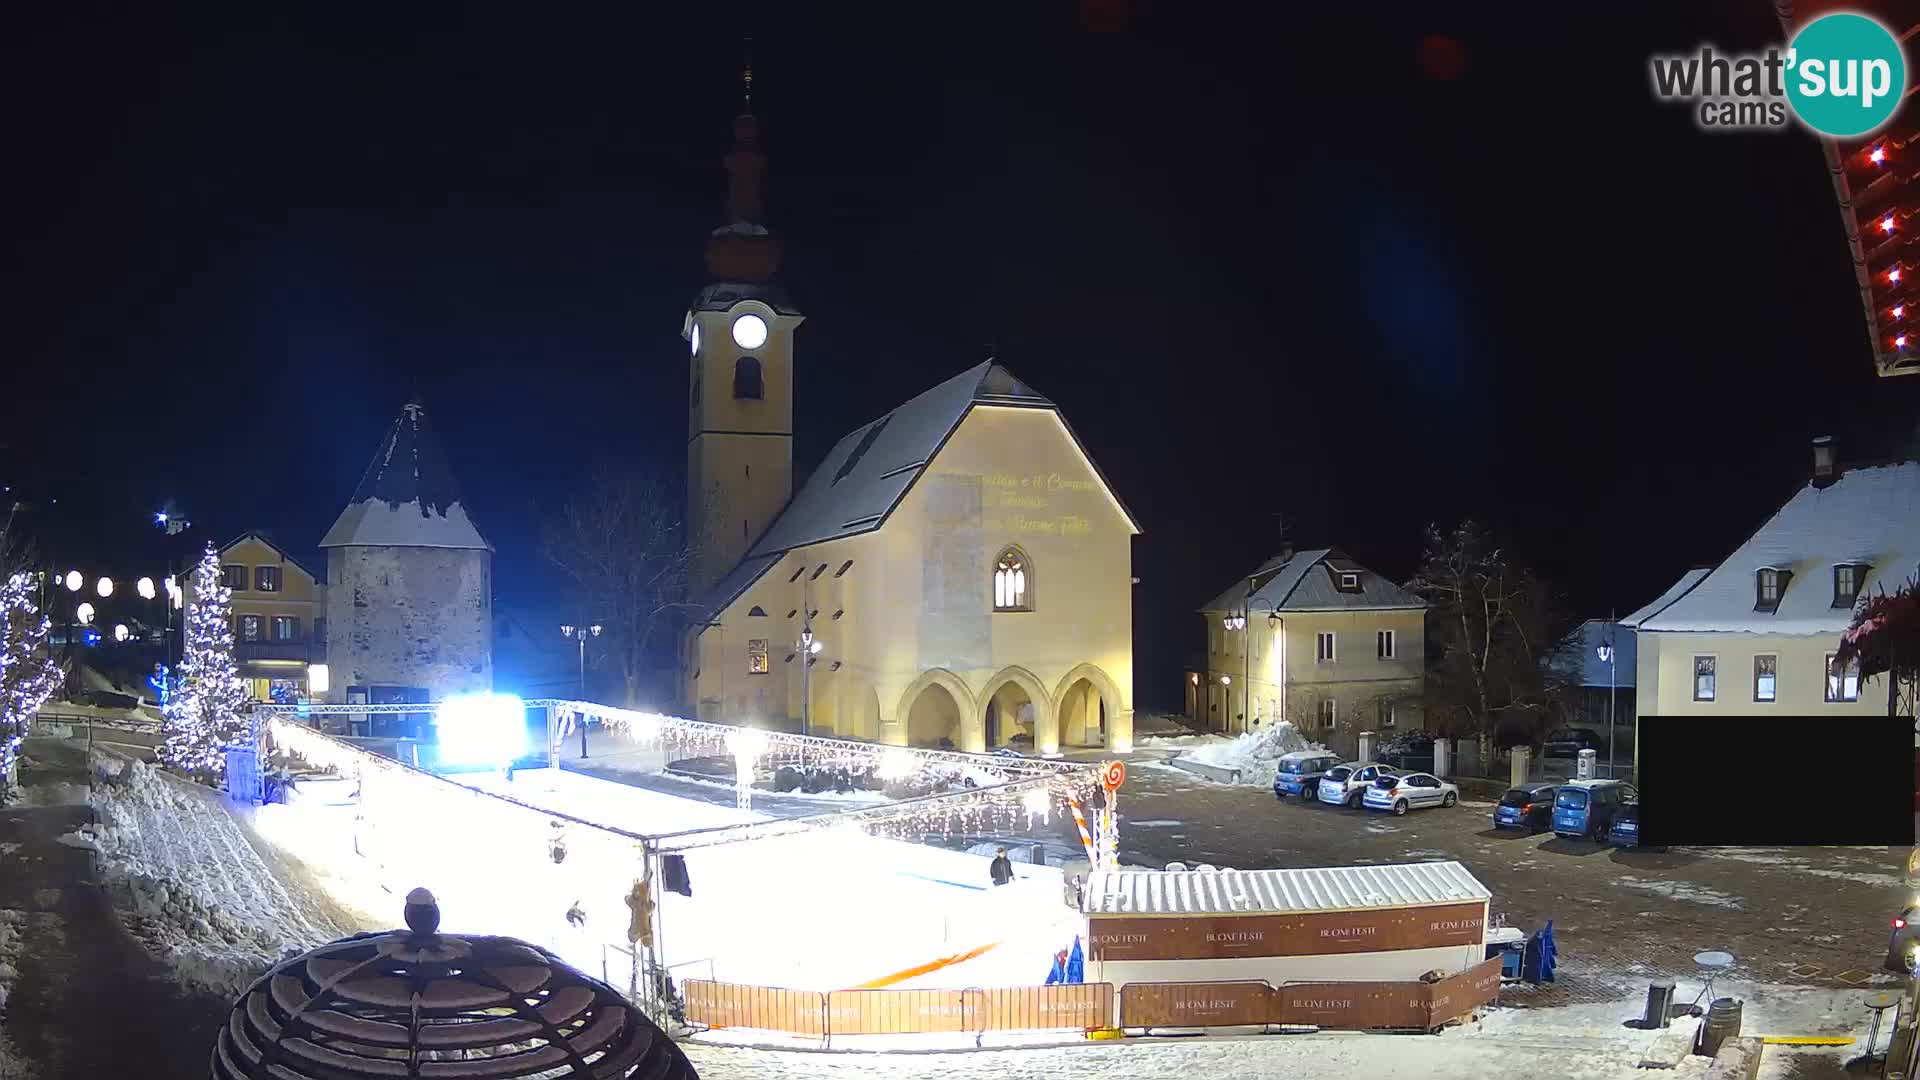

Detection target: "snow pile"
[1180, 722, 1328, 786]
[0, 908, 22, 1013]
[88, 757, 345, 996]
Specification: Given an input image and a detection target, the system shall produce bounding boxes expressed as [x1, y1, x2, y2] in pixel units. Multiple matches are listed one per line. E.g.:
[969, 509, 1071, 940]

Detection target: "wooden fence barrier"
[684, 979, 1114, 1038]
[1118, 980, 1274, 1029]
[1118, 957, 1505, 1032]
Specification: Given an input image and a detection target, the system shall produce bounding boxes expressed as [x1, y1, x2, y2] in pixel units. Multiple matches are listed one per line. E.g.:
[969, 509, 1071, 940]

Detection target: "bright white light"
[76, 602, 95, 625]
[1022, 788, 1051, 817]
[166, 577, 183, 609]
[65, 571, 82, 592]
[726, 726, 770, 760]
[436, 692, 528, 768]
[690, 323, 702, 356]
[1872, 147, 1888, 164]
[96, 576, 113, 598]
[1220, 675, 1231, 685]
[1190, 673, 1198, 685]
[1892, 269, 1903, 283]
[809, 639, 823, 655]
[1884, 216, 1897, 234]
[113, 623, 129, 642]
[308, 663, 330, 695]
[1898, 306, 1907, 319]
[136, 577, 156, 599]
[1900, 335, 1910, 349]
[876, 748, 918, 781]
[731, 313, 768, 350]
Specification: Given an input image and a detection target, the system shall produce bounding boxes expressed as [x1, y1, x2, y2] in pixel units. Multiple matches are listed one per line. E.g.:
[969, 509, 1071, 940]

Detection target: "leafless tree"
[542, 467, 701, 707]
[1410, 521, 1571, 763]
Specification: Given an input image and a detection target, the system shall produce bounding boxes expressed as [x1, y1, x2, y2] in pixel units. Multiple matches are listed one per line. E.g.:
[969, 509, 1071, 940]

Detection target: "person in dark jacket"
[990, 847, 1015, 886]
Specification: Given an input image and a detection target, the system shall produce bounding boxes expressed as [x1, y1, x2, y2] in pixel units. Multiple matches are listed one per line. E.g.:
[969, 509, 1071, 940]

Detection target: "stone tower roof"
[319, 397, 493, 552]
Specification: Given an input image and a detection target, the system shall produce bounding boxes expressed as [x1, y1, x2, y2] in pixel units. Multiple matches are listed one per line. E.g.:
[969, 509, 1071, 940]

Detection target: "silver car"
[1361, 771, 1460, 815]
[1316, 761, 1398, 808]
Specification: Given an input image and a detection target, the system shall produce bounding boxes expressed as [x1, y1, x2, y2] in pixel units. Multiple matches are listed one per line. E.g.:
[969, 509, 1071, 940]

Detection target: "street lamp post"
[1596, 614, 1617, 778]
[560, 624, 601, 757]
[798, 618, 823, 738]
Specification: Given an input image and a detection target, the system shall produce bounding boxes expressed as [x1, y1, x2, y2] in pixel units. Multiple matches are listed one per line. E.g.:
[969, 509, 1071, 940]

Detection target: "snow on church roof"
[320, 398, 493, 551]
[1628, 460, 1918, 634]
[696, 361, 1139, 614]
[1083, 861, 1490, 917]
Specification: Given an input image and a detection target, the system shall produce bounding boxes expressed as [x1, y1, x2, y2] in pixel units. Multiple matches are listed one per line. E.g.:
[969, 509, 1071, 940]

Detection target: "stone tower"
[319, 396, 493, 705]
[685, 78, 805, 592]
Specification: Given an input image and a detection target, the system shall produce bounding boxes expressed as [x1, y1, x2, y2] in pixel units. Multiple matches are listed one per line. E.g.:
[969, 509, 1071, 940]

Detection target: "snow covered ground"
[85, 755, 349, 996]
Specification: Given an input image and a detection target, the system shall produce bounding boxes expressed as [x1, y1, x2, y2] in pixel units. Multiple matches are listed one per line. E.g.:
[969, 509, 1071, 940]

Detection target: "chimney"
[1811, 435, 1838, 488]
[1277, 543, 1294, 564]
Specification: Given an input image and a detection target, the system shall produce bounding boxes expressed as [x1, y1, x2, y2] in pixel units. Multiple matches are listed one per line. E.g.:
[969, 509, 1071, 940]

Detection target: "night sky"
[9, 2, 1919, 709]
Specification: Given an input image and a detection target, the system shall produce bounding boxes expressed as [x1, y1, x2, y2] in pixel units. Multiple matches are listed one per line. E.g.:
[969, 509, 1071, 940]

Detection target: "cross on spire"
[741, 37, 754, 110]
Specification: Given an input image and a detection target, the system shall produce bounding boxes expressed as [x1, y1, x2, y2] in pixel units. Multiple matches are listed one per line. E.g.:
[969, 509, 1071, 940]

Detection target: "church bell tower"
[686, 66, 804, 592]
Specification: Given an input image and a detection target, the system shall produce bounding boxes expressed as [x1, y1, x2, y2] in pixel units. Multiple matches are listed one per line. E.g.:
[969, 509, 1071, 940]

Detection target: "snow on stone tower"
[319, 396, 493, 706]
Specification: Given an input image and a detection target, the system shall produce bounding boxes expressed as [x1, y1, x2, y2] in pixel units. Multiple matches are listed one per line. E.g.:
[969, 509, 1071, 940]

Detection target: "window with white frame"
[1316, 631, 1336, 663]
[1834, 564, 1867, 609]
[1377, 699, 1396, 727]
[1826, 653, 1861, 702]
[239, 615, 263, 642]
[993, 548, 1031, 611]
[271, 616, 298, 642]
[1692, 655, 1716, 701]
[1318, 698, 1337, 729]
[1753, 655, 1776, 702]
[1376, 629, 1396, 660]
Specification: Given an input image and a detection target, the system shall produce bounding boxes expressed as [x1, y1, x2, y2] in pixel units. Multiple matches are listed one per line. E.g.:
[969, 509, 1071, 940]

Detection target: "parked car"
[1377, 732, 1437, 772]
[1316, 762, 1399, 808]
[1361, 772, 1459, 815]
[1605, 800, 1659, 848]
[1541, 727, 1606, 760]
[1888, 902, 1920, 972]
[1551, 779, 1637, 840]
[1273, 751, 1344, 800]
[1492, 783, 1559, 833]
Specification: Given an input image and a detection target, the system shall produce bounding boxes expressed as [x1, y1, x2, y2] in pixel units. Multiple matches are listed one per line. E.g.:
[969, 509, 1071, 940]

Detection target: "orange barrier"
[682, 979, 1115, 1038]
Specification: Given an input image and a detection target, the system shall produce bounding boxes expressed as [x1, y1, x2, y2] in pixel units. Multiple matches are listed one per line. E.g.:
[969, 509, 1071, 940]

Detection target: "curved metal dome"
[212, 889, 696, 1079]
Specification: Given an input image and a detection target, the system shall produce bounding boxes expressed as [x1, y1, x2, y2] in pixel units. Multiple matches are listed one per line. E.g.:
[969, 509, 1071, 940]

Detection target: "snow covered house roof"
[1628, 460, 1918, 634]
[219, 530, 322, 584]
[320, 398, 493, 552]
[1199, 548, 1425, 614]
[1619, 568, 1711, 629]
[695, 361, 1140, 615]
[1551, 619, 1636, 688]
[1082, 861, 1490, 917]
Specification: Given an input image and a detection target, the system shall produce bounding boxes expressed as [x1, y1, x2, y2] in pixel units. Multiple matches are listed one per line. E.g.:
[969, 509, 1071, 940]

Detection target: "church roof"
[320, 398, 493, 552]
[695, 360, 1138, 615]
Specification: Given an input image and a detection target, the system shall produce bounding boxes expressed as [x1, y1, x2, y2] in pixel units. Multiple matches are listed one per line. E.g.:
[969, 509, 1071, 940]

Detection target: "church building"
[678, 96, 1140, 755]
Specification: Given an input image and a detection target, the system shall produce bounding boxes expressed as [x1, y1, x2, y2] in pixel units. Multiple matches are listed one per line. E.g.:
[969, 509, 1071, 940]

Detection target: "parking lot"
[1105, 756, 1913, 1006]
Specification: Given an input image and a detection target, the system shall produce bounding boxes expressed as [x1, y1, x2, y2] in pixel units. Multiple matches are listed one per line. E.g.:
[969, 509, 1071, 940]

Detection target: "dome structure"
[212, 889, 695, 1079]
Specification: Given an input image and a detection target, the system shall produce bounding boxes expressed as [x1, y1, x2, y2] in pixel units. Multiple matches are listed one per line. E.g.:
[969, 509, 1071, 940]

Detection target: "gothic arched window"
[733, 355, 764, 400]
[993, 547, 1032, 612]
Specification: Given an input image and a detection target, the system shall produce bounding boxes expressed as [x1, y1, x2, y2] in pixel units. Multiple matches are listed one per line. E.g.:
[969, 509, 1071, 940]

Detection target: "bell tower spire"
[685, 54, 804, 593]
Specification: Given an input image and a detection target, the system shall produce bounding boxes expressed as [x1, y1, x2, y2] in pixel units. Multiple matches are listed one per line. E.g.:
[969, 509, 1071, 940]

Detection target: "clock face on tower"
[731, 313, 768, 350]
[690, 323, 702, 356]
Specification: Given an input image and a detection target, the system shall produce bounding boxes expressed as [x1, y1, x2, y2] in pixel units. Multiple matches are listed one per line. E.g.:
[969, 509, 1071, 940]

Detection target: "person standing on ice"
[990, 847, 1014, 886]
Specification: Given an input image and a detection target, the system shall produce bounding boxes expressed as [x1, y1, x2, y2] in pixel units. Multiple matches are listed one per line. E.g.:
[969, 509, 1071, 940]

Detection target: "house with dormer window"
[1623, 437, 1918, 727]
[1191, 546, 1426, 755]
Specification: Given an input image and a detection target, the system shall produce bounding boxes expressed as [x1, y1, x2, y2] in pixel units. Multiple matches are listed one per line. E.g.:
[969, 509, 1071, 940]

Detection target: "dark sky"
[8, 2, 1919, 709]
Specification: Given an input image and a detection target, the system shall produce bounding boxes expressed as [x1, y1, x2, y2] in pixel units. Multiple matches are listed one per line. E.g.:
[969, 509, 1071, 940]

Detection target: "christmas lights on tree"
[159, 544, 251, 781]
[1, 571, 62, 801]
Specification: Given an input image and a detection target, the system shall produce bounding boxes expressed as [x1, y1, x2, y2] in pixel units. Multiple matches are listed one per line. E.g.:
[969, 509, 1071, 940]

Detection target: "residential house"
[202, 531, 327, 703]
[1191, 547, 1426, 757]
[1624, 438, 1919, 742]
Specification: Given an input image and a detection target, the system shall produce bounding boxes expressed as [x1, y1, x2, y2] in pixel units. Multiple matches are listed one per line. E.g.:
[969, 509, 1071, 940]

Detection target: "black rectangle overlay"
[1637, 715, 1913, 847]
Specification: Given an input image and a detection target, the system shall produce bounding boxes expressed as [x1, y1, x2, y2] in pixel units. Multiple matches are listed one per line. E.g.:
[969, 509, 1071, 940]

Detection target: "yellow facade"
[195, 534, 325, 702]
[688, 404, 1138, 754]
[685, 301, 804, 593]
[1195, 605, 1426, 756]
[1635, 631, 1888, 716]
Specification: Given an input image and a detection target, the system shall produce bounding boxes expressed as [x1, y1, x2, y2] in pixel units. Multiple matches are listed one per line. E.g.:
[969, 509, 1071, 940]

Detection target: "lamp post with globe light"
[1596, 613, 1617, 778]
[560, 624, 601, 757]
[798, 619, 823, 738]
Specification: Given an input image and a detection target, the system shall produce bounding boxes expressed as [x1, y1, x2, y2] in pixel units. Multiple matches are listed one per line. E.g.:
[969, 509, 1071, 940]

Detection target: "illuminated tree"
[1, 571, 62, 803]
[159, 544, 252, 780]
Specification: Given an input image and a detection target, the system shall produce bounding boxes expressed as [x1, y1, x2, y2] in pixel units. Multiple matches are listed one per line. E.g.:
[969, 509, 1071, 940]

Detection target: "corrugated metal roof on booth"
[1081, 861, 1490, 916]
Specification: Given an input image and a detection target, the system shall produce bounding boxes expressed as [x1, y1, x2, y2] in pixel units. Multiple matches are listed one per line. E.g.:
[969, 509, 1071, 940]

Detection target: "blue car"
[1272, 751, 1344, 800]
[1552, 779, 1637, 840]
[1605, 801, 1657, 848]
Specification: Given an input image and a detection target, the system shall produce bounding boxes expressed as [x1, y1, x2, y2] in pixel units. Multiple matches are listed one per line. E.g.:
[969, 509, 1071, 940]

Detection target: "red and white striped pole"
[1065, 792, 1098, 864]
